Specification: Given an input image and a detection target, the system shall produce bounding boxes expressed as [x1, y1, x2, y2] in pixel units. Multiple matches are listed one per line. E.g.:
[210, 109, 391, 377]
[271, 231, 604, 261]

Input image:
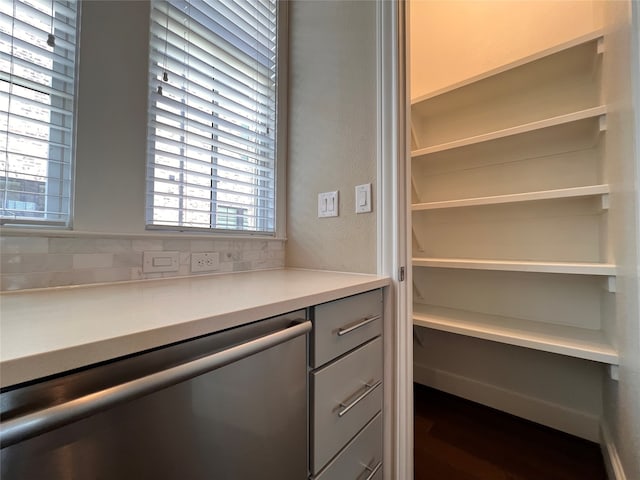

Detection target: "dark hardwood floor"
[414, 383, 608, 480]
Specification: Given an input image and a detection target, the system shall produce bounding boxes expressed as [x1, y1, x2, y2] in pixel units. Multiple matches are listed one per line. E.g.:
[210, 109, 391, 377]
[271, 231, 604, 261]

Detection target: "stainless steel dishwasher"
[0, 310, 310, 480]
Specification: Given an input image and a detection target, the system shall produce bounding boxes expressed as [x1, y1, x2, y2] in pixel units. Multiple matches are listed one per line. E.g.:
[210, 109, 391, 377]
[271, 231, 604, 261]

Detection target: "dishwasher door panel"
[1, 315, 308, 480]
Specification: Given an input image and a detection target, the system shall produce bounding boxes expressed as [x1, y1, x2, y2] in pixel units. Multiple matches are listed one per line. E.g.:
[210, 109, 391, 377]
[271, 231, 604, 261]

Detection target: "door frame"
[377, 1, 413, 479]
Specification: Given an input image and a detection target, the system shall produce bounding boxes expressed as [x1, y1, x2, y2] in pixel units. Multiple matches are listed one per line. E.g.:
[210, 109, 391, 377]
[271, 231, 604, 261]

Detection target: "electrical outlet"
[191, 252, 220, 273]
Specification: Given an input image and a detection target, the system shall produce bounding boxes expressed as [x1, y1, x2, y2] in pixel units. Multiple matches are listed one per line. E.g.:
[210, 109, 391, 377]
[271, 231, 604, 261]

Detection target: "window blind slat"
[1, 13, 76, 52]
[150, 139, 274, 179]
[0, 0, 78, 226]
[0, 83, 76, 113]
[8, 1, 77, 37]
[150, 134, 273, 171]
[147, 0, 277, 233]
[225, 0, 275, 32]
[149, 179, 275, 206]
[0, 33, 77, 71]
[149, 23, 274, 96]
[149, 49, 275, 113]
[0, 111, 73, 135]
[199, 0, 274, 52]
[2, 130, 73, 153]
[150, 158, 274, 186]
[151, 86, 273, 141]
[153, 11, 274, 83]
[176, 0, 275, 50]
[149, 169, 274, 195]
[151, 160, 273, 186]
[148, 201, 274, 220]
[184, 2, 274, 68]
[150, 118, 275, 166]
[150, 93, 275, 146]
[149, 62, 275, 123]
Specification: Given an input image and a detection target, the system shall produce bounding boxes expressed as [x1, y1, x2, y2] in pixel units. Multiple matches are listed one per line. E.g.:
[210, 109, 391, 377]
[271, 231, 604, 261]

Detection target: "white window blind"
[0, 0, 78, 226]
[147, 0, 278, 234]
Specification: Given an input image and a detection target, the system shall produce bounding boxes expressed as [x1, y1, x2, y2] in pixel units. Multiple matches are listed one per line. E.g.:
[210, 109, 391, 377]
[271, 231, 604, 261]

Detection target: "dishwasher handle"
[0, 320, 312, 449]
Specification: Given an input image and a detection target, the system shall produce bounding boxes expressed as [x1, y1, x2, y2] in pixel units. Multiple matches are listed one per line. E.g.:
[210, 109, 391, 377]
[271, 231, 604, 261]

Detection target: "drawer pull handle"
[362, 461, 382, 480]
[338, 379, 382, 417]
[337, 315, 381, 336]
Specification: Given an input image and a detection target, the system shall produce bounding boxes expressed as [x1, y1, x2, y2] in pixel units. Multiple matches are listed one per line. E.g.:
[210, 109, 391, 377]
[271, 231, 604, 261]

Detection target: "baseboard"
[414, 363, 600, 442]
[600, 423, 627, 480]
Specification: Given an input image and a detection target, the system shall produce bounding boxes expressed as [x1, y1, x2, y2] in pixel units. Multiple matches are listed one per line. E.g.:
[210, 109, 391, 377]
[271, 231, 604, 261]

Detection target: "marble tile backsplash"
[0, 236, 285, 291]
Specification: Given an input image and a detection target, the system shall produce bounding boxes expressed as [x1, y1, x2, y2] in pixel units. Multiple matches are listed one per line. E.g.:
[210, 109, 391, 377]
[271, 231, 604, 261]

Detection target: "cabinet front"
[311, 336, 383, 474]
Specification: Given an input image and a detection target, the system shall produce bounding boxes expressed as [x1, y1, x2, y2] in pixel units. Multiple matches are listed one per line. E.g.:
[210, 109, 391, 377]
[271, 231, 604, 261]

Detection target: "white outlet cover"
[191, 252, 220, 273]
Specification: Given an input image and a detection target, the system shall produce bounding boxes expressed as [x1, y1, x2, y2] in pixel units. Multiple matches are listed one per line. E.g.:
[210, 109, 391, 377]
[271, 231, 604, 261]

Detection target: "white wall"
[410, 0, 602, 99]
[601, 0, 640, 478]
[73, 1, 149, 233]
[410, 0, 640, 474]
[286, 0, 377, 273]
[414, 330, 605, 440]
[409, 0, 610, 442]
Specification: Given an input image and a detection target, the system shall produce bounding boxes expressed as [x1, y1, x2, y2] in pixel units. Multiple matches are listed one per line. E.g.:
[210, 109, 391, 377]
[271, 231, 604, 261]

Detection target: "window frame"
[144, 0, 287, 238]
[0, 0, 81, 229]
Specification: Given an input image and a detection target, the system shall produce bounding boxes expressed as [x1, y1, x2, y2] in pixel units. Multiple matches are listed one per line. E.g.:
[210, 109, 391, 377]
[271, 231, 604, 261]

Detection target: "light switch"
[143, 251, 180, 273]
[355, 183, 372, 213]
[318, 191, 339, 218]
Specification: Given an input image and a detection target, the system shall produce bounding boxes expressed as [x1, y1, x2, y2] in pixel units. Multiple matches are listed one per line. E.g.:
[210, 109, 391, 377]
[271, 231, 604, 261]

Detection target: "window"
[146, 0, 278, 234]
[0, 0, 79, 226]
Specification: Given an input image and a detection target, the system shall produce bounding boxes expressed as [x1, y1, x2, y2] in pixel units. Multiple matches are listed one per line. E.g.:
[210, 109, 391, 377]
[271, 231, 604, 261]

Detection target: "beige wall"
[286, 0, 377, 273]
[410, 0, 603, 99]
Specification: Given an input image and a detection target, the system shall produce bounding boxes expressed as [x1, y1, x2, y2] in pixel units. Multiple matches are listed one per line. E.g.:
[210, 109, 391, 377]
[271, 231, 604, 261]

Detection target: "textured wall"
[0, 235, 284, 291]
[286, 0, 377, 274]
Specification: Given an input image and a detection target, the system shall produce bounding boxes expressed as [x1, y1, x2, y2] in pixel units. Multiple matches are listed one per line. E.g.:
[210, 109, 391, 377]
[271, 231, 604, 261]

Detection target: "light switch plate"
[143, 251, 180, 273]
[355, 183, 372, 213]
[318, 191, 339, 217]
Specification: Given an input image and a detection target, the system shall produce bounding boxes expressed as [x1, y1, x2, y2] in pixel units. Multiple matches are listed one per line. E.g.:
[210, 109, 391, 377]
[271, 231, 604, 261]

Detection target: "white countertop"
[0, 269, 389, 388]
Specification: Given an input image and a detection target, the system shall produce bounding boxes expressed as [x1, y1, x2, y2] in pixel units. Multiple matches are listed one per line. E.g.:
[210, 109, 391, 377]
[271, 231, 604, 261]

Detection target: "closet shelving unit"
[410, 31, 618, 365]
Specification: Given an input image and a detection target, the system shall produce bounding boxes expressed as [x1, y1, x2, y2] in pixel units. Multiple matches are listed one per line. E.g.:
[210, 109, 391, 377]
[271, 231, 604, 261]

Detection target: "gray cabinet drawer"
[312, 289, 383, 368]
[311, 337, 383, 473]
[314, 413, 383, 480]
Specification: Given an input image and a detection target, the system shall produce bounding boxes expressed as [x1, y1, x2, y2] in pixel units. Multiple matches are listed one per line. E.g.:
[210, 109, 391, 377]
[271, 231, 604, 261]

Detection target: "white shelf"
[412, 184, 609, 211]
[411, 30, 604, 105]
[412, 257, 616, 276]
[411, 106, 607, 157]
[413, 304, 618, 364]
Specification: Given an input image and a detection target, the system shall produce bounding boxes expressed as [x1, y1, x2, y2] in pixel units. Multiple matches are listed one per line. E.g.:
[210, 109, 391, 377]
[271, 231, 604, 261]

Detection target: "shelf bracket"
[412, 229, 425, 254]
[599, 114, 607, 132]
[412, 283, 424, 301]
[601, 193, 610, 210]
[597, 37, 605, 55]
[410, 121, 420, 151]
[413, 325, 426, 347]
[605, 276, 616, 293]
[609, 364, 619, 381]
[411, 175, 421, 204]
